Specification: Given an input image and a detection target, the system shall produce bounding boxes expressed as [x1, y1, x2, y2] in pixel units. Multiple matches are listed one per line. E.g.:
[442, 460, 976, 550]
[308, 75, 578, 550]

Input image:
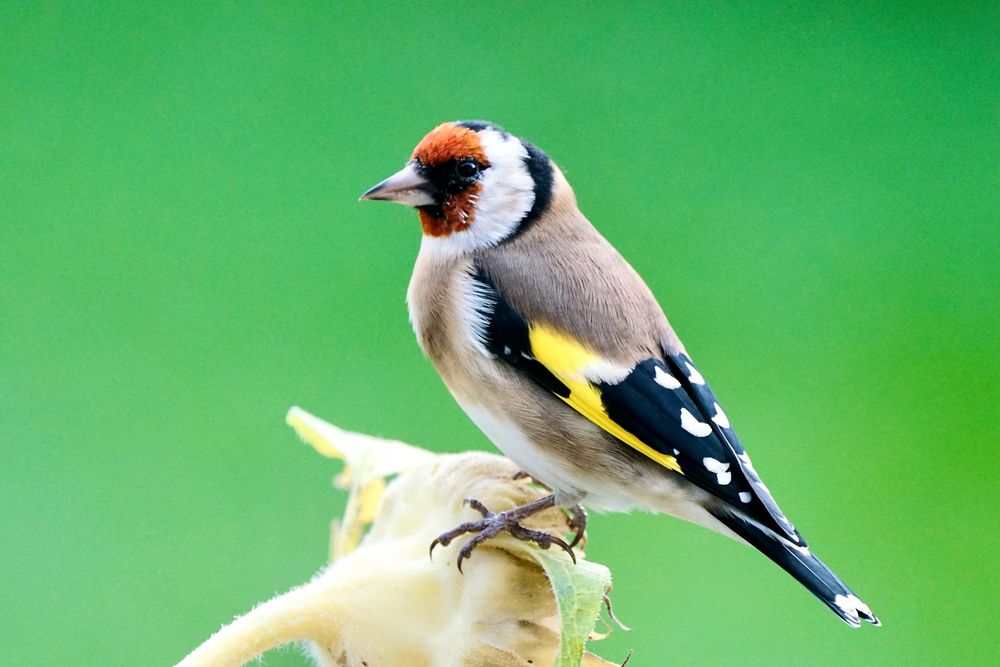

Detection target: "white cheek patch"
[475, 129, 536, 234]
[419, 128, 536, 257]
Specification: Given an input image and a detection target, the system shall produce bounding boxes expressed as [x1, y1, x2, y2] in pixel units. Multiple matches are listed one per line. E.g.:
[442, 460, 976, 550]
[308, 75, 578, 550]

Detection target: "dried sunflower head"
[178, 409, 620, 667]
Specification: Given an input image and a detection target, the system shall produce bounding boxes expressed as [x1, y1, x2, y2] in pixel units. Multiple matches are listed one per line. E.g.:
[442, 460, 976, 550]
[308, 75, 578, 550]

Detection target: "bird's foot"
[429, 494, 576, 572]
[511, 472, 588, 548]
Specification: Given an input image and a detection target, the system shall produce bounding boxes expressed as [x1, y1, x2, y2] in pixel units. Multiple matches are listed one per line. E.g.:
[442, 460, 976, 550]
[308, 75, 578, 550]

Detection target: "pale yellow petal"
[287, 406, 435, 476]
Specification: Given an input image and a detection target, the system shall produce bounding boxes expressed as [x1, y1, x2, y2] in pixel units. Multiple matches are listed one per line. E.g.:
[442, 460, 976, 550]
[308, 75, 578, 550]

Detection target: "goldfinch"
[360, 120, 879, 627]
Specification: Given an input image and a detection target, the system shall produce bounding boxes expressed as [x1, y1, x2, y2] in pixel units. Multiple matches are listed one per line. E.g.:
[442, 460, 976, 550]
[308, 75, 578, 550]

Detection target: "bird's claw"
[429, 495, 577, 572]
[566, 503, 588, 549]
[452, 518, 576, 573]
[428, 515, 490, 558]
[463, 498, 492, 517]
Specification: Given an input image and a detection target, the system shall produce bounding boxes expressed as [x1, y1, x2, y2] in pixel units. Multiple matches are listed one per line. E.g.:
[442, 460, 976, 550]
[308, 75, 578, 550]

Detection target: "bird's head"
[361, 121, 554, 251]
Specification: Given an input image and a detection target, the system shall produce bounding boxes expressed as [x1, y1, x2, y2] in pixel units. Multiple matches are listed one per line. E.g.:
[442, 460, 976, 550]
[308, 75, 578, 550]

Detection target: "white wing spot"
[654, 366, 681, 389]
[503, 345, 511, 356]
[685, 361, 705, 385]
[582, 359, 631, 384]
[833, 594, 871, 627]
[702, 457, 732, 485]
[738, 491, 752, 503]
[711, 402, 730, 429]
[680, 408, 712, 437]
[673, 448, 680, 455]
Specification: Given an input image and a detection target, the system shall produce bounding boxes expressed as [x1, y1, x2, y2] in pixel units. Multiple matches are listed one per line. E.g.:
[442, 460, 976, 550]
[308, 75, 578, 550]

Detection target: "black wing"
[472, 268, 803, 545]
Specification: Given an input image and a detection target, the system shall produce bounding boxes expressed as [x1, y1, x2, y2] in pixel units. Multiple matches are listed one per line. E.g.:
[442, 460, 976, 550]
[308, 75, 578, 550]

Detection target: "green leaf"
[509, 542, 613, 667]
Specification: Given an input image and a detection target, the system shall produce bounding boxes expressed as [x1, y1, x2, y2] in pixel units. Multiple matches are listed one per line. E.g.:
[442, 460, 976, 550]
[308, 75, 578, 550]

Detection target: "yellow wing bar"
[527, 323, 682, 474]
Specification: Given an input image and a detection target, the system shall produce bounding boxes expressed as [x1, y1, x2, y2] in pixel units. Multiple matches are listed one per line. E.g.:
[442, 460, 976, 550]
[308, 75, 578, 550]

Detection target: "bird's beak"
[359, 162, 436, 207]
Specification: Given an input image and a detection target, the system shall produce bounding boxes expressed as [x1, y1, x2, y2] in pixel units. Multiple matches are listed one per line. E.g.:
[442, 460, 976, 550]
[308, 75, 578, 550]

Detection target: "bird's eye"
[455, 160, 480, 179]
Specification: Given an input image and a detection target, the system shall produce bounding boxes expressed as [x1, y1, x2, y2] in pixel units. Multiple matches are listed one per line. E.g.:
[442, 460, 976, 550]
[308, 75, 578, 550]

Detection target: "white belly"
[459, 400, 564, 484]
[456, 398, 644, 512]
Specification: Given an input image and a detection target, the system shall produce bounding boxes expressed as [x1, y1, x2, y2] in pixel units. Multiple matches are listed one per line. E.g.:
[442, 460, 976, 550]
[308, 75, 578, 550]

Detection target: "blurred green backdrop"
[2, 2, 998, 665]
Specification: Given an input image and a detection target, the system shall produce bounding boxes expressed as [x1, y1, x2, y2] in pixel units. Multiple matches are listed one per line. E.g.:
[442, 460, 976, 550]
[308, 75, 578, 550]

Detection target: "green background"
[2, 2, 997, 665]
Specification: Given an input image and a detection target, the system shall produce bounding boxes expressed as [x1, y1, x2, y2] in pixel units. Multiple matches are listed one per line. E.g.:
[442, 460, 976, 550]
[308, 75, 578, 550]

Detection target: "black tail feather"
[711, 508, 880, 627]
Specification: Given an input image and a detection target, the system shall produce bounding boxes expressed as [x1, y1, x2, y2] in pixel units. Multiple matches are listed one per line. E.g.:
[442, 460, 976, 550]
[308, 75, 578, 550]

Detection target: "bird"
[359, 120, 879, 627]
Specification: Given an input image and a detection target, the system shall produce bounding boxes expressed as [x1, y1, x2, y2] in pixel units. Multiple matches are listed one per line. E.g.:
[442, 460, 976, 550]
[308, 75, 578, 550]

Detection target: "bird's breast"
[406, 250, 486, 372]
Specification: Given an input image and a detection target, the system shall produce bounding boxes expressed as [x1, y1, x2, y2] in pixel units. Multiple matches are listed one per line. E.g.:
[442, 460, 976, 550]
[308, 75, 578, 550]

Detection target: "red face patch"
[410, 123, 491, 237]
[411, 123, 490, 167]
[418, 182, 483, 237]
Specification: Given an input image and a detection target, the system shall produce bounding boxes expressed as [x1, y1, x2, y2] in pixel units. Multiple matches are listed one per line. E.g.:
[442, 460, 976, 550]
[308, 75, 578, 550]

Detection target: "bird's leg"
[511, 472, 587, 548]
[429, 494, 577, 572]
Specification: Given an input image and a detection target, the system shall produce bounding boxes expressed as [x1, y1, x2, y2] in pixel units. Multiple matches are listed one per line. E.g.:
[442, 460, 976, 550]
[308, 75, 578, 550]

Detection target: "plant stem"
[176, 577, 342, 667]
